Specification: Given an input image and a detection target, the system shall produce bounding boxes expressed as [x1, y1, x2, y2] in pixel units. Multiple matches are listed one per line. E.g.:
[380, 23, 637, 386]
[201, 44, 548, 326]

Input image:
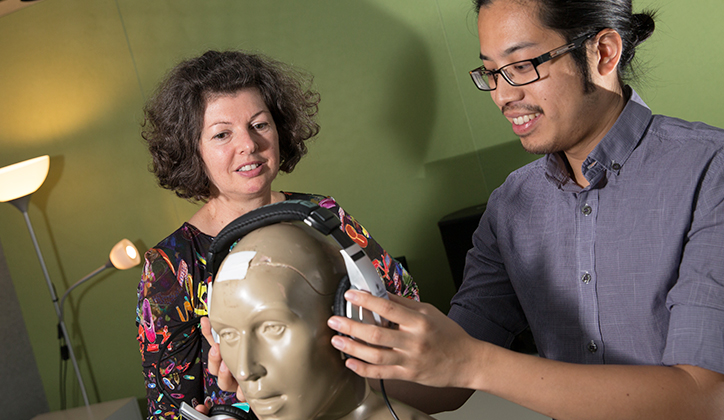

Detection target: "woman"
[136, 50, 419, 420]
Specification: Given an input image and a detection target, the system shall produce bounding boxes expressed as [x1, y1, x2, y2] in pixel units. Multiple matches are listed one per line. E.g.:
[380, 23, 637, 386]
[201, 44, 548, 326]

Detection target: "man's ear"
[592, 29, 623, 77]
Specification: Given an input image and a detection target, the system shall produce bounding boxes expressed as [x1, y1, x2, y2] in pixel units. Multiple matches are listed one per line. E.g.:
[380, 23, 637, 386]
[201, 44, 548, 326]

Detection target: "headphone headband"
[205, 198, 390, 374]
[207, 200, 351, 280]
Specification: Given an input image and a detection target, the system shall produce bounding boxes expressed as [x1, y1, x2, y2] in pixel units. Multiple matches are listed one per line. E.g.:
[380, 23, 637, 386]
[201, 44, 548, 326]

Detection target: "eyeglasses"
[469, 33, 596, 91]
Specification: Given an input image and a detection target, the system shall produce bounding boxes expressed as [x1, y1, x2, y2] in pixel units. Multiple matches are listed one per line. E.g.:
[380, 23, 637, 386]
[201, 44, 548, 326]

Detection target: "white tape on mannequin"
[208, 250, 257, 343]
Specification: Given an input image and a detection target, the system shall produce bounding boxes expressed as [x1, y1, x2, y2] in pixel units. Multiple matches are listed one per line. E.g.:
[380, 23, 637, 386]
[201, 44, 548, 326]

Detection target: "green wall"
[0, 0, 721, 413]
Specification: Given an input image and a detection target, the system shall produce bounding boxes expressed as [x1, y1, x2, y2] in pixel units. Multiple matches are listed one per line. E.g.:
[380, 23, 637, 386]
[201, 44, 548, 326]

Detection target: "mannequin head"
[208, 222, 366, 420]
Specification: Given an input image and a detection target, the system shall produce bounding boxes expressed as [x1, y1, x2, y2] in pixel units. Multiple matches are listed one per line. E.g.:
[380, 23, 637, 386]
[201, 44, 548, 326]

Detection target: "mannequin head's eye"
[259, 322, 286, 337]
[219, 329, 240, 343]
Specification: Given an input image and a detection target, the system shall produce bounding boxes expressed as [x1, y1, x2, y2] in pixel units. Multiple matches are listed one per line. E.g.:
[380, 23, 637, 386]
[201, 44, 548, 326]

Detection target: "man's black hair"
[474, 0, 655, 92]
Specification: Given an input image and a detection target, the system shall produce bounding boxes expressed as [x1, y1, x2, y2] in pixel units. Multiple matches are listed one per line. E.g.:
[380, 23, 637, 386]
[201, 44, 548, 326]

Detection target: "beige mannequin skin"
[208, 222, 433, 420]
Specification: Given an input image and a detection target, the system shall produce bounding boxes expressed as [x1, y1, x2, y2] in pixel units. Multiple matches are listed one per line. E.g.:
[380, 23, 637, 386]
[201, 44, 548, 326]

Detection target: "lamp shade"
[0, 155, 50, 202]
[109, 238, 141, 270]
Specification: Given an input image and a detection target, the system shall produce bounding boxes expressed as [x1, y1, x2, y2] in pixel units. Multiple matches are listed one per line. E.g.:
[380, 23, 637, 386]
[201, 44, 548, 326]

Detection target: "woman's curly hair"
[142, 50, 321, 201]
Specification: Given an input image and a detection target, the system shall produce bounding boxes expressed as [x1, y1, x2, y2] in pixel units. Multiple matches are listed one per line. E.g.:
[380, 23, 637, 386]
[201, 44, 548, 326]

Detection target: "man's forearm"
[473, 344, 724, 420]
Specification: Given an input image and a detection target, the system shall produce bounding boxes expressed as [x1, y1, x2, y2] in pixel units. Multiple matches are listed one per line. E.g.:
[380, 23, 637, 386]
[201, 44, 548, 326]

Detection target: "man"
[209, 0, 724, 418]
[326, 0, 724, 418]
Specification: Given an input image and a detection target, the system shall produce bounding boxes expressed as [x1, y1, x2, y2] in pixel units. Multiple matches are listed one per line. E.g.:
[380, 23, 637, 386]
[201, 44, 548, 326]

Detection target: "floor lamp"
[0, 155, 141, 409]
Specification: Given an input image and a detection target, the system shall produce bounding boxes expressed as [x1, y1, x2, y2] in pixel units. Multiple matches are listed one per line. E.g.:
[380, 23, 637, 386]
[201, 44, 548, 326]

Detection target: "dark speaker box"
[437, 203, 486, 291]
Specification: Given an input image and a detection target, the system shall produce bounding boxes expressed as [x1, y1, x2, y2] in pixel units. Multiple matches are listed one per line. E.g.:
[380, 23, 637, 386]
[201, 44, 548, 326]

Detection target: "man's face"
[477, 0, 604, 156]
[209, 264, 346, 420]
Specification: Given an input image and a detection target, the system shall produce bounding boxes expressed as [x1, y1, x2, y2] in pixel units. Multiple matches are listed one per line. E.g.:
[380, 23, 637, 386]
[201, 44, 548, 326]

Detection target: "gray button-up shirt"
[450, 89, 724, 373]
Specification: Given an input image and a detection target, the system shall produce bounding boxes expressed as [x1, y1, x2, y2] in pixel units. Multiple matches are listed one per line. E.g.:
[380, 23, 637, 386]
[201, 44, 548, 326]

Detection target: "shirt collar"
[544, 87, 653, 189]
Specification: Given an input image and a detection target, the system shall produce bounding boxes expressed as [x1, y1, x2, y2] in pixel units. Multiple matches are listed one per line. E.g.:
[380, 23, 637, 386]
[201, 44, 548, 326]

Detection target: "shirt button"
[581, 273, 592, 284]
[581, 205, 592, 216]
[612, 161, 621, 171]
[587, 340, 598, 353]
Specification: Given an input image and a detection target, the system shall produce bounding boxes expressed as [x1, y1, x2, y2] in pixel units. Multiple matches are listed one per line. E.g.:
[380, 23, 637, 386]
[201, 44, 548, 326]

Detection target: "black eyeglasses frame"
[469, 32, 597, 91]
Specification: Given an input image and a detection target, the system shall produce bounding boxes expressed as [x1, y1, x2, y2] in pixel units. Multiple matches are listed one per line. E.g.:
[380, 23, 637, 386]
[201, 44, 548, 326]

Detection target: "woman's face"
[199, 88, 280, 202]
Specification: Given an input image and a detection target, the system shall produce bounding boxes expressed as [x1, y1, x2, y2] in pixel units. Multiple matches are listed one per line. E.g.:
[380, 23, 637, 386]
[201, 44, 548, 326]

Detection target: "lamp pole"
[10, 195, 91, 408]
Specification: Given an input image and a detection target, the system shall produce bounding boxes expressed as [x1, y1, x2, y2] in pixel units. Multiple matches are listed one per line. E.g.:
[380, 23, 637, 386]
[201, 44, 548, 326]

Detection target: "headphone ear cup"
[333, 275, 351, 318]
[333, 275, 353, 360]
[209, 404, 257, 420]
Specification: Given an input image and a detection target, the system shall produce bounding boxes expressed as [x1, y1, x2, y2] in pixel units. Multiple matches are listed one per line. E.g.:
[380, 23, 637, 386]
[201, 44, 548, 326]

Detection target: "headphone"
[207, 199, 390, 328]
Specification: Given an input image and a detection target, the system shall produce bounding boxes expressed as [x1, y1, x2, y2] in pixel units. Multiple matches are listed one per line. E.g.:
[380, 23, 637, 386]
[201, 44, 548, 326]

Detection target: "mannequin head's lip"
[247, 394, 286, 415]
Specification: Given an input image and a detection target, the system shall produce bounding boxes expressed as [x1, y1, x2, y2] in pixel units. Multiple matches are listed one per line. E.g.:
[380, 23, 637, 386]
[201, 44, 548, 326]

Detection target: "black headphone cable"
[380, 379, 400, 420]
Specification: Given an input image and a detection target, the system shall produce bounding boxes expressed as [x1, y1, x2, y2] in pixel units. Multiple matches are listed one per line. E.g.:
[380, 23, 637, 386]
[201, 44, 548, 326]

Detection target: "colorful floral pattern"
[136, 192, 419, 419]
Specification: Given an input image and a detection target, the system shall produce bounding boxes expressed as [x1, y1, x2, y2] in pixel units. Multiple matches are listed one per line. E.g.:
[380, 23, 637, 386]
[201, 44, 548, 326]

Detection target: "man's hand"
[326, 291, 481, 389]
[199, 317, 245, 402]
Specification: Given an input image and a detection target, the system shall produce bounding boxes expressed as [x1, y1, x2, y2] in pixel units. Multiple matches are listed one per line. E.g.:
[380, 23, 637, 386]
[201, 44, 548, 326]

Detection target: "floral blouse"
[136, 192, 419, 419]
